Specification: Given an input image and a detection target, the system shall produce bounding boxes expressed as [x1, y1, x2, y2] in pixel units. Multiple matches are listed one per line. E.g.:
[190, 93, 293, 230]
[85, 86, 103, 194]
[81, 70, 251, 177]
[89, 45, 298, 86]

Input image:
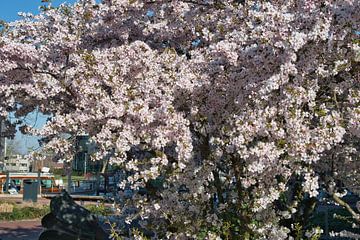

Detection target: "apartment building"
[3, 155, 30, 172]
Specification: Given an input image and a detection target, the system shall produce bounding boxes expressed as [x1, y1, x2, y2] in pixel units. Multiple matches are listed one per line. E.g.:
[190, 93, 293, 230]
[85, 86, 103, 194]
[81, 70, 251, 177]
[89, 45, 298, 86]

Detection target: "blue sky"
[8, 111, 49, 154]
[0, 0, 78, 22]
[1, 0, 77, 154]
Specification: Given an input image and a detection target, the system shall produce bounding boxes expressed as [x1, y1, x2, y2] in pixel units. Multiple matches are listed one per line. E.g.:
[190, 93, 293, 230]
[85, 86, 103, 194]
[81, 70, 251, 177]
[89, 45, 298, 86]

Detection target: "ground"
[0, 219, 42, 240]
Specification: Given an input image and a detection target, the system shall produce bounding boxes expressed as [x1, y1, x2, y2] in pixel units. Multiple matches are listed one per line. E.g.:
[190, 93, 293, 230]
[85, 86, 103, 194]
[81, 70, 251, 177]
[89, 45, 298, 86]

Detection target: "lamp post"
[84, 152, 87, 176]
[66, 162, 72, 194]
[38, 170, 41, 194]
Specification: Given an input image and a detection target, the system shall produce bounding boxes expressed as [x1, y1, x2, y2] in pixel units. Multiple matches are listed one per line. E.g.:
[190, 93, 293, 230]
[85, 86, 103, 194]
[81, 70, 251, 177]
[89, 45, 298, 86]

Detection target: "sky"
[1, 0, 77, 154]
[0, 0, 78, 22]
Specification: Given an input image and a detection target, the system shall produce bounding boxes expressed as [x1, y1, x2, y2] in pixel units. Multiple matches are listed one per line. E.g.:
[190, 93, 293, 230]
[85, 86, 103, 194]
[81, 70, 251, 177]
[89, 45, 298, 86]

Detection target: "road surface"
[0, 219, 42, 240]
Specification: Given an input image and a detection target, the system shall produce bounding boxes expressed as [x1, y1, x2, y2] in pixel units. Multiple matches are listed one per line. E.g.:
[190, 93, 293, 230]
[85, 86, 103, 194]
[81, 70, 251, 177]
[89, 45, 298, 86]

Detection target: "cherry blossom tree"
[0, 0, 359, 238]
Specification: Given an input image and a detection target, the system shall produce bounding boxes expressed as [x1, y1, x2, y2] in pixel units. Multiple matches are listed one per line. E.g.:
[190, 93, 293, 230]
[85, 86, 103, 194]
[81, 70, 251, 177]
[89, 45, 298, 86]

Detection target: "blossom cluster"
[0, 0, 359, 238]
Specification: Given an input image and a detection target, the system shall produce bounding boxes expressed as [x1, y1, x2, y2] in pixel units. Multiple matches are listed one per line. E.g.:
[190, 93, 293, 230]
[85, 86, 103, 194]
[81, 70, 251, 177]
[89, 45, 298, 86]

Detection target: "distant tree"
[4, 139, 22, 156]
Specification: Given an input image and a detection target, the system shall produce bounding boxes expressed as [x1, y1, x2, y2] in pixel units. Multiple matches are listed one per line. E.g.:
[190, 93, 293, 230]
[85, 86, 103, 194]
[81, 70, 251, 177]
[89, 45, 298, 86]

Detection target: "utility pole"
[4, 137, 6, 158]
[0, 119, 4, 160]
[4, 171, 10, 193]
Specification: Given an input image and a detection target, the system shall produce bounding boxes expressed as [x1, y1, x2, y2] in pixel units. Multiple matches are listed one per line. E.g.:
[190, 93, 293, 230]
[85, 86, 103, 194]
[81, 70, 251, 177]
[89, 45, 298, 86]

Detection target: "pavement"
[0, 195, 50, 205]
[0, 219, 42, 240]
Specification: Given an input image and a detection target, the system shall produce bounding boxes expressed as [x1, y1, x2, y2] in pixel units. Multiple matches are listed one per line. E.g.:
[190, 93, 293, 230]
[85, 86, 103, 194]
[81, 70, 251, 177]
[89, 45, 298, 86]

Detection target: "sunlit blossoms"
[0, 0, 360, 238]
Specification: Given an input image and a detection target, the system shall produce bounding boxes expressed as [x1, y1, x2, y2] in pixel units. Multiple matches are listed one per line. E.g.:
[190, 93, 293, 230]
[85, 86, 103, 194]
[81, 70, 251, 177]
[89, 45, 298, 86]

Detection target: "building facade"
[72, 135, 101, 173]
[3, 155, 30, 172]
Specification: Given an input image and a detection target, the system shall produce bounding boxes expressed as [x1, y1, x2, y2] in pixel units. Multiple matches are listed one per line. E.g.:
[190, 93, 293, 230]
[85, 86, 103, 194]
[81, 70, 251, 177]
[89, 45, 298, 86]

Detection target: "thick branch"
[332, 193, 360, 223]
[101, 158, 109, 174]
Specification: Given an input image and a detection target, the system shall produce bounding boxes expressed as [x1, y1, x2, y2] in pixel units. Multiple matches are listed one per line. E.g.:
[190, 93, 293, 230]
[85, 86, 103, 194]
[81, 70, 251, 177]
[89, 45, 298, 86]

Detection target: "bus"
[0, 172, 62, 194]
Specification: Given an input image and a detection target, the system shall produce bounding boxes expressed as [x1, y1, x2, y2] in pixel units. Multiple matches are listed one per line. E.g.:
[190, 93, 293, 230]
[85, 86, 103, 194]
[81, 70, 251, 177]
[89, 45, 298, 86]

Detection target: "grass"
[0, 201, 50, 221]
[71, 176, 87, 181]
[0, 200, 113, 221]
[85, 203, 114, 216]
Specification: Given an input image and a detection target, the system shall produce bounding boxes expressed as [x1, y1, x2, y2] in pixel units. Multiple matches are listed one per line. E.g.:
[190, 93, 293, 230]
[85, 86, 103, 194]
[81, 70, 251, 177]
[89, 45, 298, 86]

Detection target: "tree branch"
[332, 193, 360, 223]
